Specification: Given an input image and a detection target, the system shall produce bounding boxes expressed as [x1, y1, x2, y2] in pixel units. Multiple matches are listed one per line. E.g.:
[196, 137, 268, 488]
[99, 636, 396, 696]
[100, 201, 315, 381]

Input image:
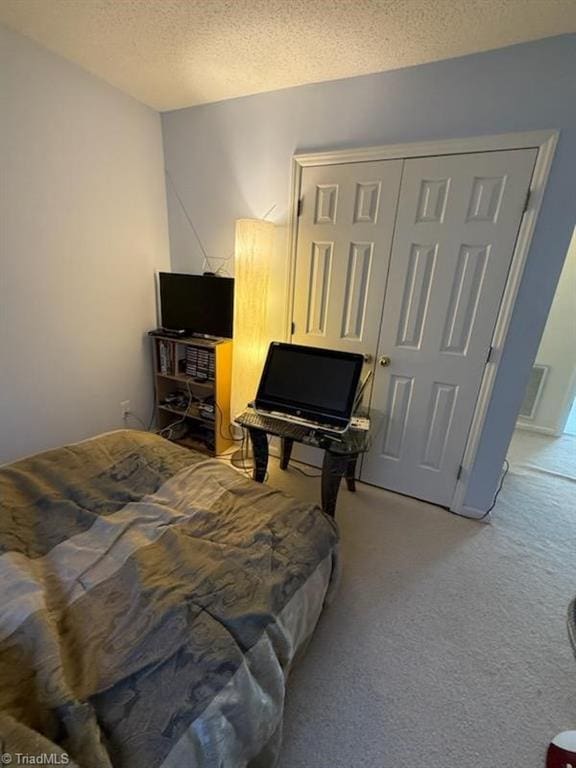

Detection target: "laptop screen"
[255, 343, 364, 426]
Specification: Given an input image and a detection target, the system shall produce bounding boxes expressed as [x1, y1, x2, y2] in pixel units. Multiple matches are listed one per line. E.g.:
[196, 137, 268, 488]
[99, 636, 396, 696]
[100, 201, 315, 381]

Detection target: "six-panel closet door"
[360, 149, 537, 506]
[291, 147, 537, 505]
[291, 159, 403, 363]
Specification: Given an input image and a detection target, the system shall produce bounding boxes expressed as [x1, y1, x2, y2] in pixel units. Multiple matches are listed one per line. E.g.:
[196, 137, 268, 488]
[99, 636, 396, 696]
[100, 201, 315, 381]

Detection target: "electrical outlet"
[121, 400, 130, 419]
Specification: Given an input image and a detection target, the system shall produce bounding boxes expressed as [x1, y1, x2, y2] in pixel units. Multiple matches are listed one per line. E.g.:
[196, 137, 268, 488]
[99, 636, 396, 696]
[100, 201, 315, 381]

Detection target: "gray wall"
[0, 26, 170, 462]
[162, 34, 576, 512]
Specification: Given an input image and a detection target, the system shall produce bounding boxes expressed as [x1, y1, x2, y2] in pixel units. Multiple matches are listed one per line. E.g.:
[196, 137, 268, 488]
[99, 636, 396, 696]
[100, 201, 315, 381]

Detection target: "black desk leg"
[248, 428, 268, 483]
[280, 437, 294, 470]
[346, 456, 358, 492]
[321, 451, 350, 518]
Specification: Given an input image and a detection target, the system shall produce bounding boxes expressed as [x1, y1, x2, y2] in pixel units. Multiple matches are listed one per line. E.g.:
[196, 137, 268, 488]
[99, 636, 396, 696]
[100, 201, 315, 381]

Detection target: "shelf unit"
[151, 334, 233, 456]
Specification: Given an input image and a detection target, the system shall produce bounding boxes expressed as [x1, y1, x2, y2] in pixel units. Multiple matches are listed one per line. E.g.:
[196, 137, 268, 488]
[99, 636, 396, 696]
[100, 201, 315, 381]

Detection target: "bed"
[0, 429, 339, 767]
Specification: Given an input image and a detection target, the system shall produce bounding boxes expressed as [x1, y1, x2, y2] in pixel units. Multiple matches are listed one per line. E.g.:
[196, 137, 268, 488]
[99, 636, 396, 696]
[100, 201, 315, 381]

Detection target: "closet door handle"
[379, 356, 391, 367]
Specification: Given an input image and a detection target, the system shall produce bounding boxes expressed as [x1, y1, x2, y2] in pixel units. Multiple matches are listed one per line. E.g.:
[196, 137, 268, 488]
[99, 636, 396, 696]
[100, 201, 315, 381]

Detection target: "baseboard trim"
[515, 423, 558, 436]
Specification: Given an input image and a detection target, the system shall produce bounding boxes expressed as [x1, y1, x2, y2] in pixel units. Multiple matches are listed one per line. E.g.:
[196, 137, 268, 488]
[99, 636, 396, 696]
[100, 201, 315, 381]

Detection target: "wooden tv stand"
[151, 334, 233, 456]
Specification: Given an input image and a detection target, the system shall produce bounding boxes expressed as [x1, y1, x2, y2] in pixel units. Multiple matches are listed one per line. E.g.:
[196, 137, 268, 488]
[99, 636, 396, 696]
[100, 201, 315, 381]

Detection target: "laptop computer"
[251, 342, 364, 434]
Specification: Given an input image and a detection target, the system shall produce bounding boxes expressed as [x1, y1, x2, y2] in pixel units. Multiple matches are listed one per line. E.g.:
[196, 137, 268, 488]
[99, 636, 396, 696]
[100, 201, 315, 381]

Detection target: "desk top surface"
[235, 410, 371, 455]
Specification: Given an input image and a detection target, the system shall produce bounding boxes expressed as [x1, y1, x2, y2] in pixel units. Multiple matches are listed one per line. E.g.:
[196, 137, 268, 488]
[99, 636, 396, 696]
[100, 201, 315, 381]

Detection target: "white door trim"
[285, 130, 558, 515]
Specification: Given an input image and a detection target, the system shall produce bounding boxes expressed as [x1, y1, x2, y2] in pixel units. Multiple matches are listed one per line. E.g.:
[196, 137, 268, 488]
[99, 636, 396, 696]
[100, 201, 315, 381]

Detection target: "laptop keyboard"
[237, 410, 312, 440]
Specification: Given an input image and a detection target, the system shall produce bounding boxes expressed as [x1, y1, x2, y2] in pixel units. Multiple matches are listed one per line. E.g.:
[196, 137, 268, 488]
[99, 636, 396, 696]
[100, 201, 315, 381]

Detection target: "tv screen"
[159, 273, 234, 338]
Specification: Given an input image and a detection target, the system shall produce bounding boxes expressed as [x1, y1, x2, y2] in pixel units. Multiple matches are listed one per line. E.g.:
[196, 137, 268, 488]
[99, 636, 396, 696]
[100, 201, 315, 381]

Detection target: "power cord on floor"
[214, 400, 244, 443]
[128, 404, 502, 520]
[288, 459, 323, 478]
[230, 427, 269, 482]
[456, 459, 510, 521]
[481, 458, 510, 518]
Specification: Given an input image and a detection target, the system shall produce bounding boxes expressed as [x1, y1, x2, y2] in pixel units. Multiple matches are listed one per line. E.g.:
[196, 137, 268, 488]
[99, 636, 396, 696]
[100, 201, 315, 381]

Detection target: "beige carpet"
[508, 428, 576, 480]
[238, 454, 576, 767]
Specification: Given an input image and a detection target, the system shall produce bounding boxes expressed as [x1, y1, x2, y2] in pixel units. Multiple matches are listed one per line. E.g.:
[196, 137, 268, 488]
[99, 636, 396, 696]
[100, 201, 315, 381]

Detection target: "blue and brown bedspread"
[0, 430, 339, 767]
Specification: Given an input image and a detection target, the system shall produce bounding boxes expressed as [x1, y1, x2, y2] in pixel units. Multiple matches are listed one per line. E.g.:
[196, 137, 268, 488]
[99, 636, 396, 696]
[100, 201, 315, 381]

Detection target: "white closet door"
[292, 160, 403, 360]
[361, 148, 537, 506]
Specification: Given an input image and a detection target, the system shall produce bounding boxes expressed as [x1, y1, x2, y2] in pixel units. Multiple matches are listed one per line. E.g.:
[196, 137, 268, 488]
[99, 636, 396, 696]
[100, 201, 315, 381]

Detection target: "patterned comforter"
[0, 430, 339, 767]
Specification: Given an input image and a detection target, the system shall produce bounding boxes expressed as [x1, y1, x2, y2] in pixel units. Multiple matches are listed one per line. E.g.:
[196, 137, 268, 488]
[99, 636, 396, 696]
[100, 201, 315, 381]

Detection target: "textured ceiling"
[1, 0, 575, 111]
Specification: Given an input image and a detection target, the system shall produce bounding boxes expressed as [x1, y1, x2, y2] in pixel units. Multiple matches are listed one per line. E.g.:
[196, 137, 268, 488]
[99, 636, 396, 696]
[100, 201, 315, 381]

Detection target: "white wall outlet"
[121, 400, 130, 419]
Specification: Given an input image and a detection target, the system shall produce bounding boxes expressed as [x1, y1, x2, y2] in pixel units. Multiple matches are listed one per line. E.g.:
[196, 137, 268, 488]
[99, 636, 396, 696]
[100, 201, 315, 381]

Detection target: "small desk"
[235, 411, 370, 517]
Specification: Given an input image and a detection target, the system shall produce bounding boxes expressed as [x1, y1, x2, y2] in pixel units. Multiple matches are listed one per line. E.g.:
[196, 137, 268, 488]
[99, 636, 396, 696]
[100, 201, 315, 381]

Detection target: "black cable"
[481, 458, 510, 517]
[229, 434, 254, 469]
[153, 376, 243, 453]
[125, 411, 149, 431]
[289, 464, 323, 478]
[155, 379, 200, 441]
[241, 433, 320, 479]
[232, 427, 269, 482]
[456, 459, 509, 521]
[228, 423, 324, 478]
[214, 400, 243, 442]
[240, 427, 255, 479]
[283, 455, 323, 478]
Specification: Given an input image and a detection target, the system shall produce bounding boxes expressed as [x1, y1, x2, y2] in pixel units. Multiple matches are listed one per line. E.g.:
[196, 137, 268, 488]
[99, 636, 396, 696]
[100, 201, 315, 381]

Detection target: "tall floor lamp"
[232, 218, 275, 420]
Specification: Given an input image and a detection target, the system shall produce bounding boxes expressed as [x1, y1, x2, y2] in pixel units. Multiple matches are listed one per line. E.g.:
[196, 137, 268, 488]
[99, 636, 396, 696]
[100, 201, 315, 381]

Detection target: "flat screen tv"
[159, 273, 234, 338]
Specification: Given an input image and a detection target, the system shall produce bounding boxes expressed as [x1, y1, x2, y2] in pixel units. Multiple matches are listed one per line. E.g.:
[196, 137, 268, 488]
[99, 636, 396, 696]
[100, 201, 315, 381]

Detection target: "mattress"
[0, 429, 339, 767]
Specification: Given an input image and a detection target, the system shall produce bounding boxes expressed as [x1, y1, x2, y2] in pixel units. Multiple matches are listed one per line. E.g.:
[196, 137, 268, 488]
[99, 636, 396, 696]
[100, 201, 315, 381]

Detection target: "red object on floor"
[547, 731, 576, 767]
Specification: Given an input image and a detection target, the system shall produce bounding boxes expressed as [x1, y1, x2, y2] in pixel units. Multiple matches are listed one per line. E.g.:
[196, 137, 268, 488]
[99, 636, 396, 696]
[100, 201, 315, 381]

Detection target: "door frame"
[284, 130, 558, 515]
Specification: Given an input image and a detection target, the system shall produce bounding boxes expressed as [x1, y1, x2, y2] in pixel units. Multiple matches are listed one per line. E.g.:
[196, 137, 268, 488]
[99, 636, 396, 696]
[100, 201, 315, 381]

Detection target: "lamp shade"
[232, 219, 275, 417]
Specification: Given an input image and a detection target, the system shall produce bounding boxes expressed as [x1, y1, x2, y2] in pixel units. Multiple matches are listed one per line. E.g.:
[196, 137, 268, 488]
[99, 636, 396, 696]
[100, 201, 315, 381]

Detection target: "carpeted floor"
[248, 452, 576, 768]
[508, 428, 576, 479]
